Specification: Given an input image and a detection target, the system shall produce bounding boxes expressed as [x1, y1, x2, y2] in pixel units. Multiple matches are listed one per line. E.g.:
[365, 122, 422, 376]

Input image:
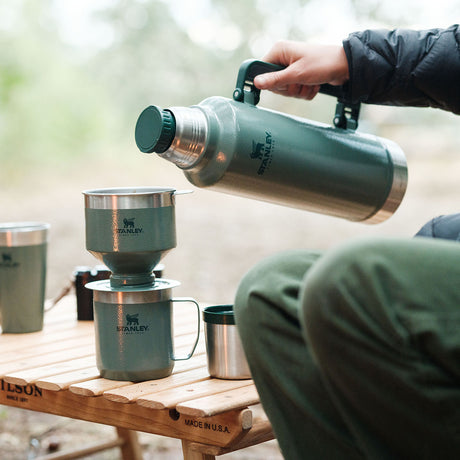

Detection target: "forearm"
[343, 25, 460, 114]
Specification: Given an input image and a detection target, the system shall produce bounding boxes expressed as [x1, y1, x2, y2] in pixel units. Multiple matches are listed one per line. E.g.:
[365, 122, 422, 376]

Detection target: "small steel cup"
[203, 305, 251, 380]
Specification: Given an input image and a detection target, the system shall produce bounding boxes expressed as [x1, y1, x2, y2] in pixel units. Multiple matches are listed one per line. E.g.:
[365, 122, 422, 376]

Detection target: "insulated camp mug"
[203, 305, 251, 379]
[86, 279, 200, 381]
[0, 222, 49, 333]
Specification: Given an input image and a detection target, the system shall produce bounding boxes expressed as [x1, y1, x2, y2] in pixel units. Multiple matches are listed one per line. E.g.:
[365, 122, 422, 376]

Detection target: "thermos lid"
[0, 222, 49, 246]
[135, 105, 176, 154]
[203, 305, 235, 325]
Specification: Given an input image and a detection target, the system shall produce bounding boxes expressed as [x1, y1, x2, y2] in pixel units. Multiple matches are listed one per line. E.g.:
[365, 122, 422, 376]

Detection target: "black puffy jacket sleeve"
[342, 25, 460, 114]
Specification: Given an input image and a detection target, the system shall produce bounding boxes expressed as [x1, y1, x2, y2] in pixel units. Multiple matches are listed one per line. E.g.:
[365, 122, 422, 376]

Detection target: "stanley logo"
[116, 217, 143, 235]
[117, 313, 149, 333]
[0, 253, 19, 268]
[250, 131, 274, 175]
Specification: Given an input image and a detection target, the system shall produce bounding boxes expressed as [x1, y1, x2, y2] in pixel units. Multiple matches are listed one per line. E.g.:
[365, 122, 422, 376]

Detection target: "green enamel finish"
[94, 300, 174, 381]
[184, 97, 404, 222]
[85, 206, 176, 280]
[0, 243, 47, 333]
[85, 206, 175, 252]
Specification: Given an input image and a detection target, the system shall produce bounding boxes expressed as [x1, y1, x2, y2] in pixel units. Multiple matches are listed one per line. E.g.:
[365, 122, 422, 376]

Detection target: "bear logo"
[251, 141, 264, 160]
[123, 218, 135, 228]
[2, 253, 12, 263]
[126, 313, 139, 326]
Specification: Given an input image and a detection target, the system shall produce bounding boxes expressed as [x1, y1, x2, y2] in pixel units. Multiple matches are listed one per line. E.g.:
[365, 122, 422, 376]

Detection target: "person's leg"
[302, 237, 460, 459]
[234, 250, 364, 459]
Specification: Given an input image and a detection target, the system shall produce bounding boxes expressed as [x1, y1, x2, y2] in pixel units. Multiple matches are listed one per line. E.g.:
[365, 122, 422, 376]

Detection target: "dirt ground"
[1, 121, 459, 458]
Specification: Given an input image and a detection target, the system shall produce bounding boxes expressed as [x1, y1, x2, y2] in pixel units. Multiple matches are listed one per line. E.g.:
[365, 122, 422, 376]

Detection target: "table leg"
[116, 427, 143, 460]
[181, 440, 216, 460]
[34, 428, 142, 460]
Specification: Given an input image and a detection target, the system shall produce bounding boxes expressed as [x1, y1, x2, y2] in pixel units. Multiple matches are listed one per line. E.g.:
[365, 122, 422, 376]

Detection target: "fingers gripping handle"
[233, 60, 284, 104]
[233, 59, 346, 103]
[233, 59, 360, 130]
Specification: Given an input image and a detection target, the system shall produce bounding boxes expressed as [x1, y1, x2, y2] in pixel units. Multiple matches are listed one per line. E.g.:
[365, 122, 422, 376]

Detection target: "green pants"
[234, 237, 460, 459]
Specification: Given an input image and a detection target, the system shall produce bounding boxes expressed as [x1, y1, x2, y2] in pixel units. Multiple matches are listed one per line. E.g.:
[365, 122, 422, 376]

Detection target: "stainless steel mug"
[203, 305, 251, 380]
[135, 60, 408, 224]
[0, 222, 49, 333]
[87, 278, 200, 381]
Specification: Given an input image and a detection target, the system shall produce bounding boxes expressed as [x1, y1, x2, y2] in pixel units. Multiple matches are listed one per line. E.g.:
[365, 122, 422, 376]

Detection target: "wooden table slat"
[0, 322, 92, 353]
[171, 353, 208, 372]
[176, 385, 260, 417]
[68, 353, 208, 397]
[3, 356, 97, 386]
[174, 342, 207, 359]
[136, 378, 254, 410]
[0, 345, 96, 379]
[36, 366, 101, 391]
[103, 367, 210, 403]
[0, 335, 94, 365]
[69, 377, 134, 396]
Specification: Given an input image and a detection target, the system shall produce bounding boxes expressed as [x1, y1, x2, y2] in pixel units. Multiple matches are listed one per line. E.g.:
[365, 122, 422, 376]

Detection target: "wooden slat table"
[0, 295, 274, 459]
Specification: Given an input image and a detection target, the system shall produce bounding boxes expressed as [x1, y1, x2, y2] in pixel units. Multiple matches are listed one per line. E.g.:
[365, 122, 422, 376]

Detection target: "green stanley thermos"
[135, 60, 407, 223]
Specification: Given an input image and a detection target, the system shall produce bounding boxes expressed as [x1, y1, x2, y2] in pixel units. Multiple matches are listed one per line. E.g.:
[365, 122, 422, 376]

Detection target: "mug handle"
[171, 297, 200, 361]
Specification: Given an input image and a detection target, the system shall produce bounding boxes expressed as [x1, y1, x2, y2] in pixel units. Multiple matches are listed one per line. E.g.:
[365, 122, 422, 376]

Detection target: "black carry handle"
[233, 59, 360, 130]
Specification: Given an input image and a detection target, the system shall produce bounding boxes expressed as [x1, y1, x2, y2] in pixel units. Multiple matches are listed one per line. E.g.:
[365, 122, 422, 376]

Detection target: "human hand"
[254, 41, 349, 100]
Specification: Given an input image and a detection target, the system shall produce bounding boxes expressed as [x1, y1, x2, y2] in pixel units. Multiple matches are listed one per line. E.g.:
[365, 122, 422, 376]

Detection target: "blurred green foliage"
[0, 0, 322, 173]
[0, 0, 457, 176]
[0, 0, 116, 169]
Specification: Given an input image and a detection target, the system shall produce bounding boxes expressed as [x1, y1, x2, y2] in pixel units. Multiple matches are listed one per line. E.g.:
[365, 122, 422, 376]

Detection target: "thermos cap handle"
[233, 59, 349, 104]
[233, 59, 361, 130]
[135, 105, 176, 153]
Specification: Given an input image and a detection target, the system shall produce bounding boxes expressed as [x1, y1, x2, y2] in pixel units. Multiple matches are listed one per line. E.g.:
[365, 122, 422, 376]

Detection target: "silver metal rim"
[364, 139, 408, 224]
[83, 186, 176, 209]
[158, 107, 208, 168]
[86, 278, 180, 304]
[0, 222, 50, 246]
